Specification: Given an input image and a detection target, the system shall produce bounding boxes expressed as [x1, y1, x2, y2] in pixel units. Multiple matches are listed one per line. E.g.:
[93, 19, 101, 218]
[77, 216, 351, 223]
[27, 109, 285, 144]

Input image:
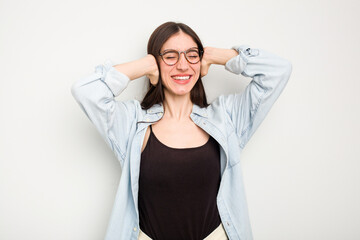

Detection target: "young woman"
[71, 22, 292, 240]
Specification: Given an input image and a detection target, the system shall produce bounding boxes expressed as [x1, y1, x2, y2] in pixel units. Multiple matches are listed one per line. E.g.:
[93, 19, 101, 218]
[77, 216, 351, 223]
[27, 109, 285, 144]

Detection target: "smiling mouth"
[171, 75, 192, 80]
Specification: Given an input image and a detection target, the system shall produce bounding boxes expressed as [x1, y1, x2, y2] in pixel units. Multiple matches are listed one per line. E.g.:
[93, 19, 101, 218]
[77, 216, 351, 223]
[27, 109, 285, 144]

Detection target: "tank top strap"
[149, 124, 153, 132]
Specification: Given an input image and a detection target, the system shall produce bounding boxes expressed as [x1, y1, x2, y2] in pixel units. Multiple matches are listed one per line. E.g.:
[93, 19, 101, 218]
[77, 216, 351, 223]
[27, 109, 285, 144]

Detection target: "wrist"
[113, 55, 157, 81]
[144, 54, 158, 76]
[206, 47, 238, 65]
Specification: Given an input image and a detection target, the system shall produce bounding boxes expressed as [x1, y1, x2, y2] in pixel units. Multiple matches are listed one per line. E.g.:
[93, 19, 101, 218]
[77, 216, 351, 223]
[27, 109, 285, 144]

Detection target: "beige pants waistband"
[138, 223, 228, 240]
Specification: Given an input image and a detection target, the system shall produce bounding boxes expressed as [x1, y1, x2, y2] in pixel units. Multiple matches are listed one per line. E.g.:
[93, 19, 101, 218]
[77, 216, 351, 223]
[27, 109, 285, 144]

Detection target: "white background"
[1, 0, 359, 239]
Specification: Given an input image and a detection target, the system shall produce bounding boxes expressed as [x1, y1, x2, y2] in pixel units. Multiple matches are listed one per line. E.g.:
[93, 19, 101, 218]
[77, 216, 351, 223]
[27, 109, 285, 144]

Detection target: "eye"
[187, 50, 200, 59]
[163, 52, 177, 58]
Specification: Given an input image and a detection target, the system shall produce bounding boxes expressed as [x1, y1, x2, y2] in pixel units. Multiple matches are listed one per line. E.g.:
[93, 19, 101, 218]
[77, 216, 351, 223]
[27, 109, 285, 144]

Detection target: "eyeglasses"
[159, 48, 203, 66]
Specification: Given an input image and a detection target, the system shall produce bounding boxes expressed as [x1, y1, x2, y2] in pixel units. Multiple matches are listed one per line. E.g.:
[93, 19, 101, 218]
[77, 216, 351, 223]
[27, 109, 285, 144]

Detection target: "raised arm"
[203, 45, 292, 149]
[200, 47, 238, 77]
[113, 55, 159, 85]
[71, 55, 158, 165]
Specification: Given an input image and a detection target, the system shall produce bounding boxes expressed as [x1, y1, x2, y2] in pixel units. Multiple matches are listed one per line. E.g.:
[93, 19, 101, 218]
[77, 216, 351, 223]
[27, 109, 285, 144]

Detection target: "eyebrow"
[161, 47, 199, 53]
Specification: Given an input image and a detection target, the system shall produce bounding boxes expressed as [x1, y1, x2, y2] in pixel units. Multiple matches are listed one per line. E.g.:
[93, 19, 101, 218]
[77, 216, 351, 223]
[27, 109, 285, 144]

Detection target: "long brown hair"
[141, 22, 209, 110]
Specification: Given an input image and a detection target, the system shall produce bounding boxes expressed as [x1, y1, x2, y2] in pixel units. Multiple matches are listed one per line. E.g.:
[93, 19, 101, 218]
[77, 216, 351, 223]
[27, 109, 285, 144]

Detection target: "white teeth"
[172, 76, 190, 80]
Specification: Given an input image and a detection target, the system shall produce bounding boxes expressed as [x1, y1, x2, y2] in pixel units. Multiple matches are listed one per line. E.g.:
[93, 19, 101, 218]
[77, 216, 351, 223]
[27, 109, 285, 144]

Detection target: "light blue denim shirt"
[71, 45, 292, 240]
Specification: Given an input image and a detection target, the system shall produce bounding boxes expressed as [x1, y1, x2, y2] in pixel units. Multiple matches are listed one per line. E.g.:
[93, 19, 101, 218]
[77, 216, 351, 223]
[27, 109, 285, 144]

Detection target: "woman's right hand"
[145, 54, 159, 86]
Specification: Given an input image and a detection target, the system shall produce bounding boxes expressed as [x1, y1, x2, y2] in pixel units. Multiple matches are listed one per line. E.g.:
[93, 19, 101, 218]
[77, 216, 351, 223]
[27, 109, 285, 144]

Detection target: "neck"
[163, 91, 193, 121]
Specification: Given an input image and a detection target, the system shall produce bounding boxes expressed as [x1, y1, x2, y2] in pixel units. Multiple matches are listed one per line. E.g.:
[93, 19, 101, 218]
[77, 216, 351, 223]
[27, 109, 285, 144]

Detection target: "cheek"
[160, 68, 170, 81]
[158, 63, 170, 80]
[193, 64, 201, 77]
[159, 61, 171, 72]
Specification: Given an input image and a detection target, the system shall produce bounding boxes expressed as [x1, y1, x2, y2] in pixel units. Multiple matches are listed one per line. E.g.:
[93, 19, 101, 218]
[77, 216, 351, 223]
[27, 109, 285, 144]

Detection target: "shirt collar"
[145, 103, 163, 114]
[191, 104, 208, 118]
[146, 103, 208, 118]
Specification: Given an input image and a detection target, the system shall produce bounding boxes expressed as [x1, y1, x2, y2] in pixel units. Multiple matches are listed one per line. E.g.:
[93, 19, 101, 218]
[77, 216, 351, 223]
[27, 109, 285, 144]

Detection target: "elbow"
[285, 60, 292, 76]
[71, 81, 79, 99]
[281, 59, 292, 83]
[286, 61, 292, 81]
[71, 80, 84, 102]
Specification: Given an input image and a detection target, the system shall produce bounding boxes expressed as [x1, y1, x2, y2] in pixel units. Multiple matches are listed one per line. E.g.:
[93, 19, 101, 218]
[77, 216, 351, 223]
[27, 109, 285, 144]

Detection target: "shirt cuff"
[95, 59, 131, 97]
[225, 45, 259, 75]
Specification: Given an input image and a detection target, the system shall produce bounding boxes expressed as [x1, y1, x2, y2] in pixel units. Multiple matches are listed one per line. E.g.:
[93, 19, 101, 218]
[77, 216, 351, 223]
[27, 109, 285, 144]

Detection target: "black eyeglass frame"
[159, 48, 204, 66]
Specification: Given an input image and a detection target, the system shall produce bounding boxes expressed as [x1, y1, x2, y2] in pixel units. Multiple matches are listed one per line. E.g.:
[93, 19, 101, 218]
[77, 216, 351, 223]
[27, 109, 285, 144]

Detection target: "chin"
[163, 79, 197, 97]
[167, 89, 191, 96]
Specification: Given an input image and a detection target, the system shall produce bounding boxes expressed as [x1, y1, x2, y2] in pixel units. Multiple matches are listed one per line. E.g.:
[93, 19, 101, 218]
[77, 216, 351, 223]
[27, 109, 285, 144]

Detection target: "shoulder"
[114, 99, 147, 121]
[207, 94, 237, 115]
[194, 97, 237, 139]
[200, 95, 234, 123]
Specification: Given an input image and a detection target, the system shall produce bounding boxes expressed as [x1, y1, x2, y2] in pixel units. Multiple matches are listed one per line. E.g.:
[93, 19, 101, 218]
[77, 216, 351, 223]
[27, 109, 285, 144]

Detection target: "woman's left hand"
[200, 47, 213, 77]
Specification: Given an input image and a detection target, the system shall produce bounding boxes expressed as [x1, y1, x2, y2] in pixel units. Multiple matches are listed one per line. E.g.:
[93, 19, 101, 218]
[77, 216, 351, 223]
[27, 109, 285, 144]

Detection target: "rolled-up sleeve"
[71, 60, 134, 165]
[221, 45, 292, 149]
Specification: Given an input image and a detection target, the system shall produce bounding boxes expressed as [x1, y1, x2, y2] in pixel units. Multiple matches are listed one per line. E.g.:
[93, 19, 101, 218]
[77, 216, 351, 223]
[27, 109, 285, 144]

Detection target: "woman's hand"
[145, 54, 159, 86]
[200, 47, 213, 77]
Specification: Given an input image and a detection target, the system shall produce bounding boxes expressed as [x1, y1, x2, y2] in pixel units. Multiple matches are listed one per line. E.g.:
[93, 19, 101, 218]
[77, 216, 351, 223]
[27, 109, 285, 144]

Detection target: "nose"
[176, 52, 189, 70]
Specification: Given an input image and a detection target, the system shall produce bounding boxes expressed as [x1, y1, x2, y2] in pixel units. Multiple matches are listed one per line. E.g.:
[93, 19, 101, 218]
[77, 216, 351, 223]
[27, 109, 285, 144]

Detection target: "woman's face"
[158, 31, 201, 97]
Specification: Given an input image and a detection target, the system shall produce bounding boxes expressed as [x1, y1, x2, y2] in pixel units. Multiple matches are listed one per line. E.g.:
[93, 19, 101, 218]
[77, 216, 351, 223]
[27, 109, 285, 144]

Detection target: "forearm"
[206, 47, 238, 66]
[113, 54, 157, 81]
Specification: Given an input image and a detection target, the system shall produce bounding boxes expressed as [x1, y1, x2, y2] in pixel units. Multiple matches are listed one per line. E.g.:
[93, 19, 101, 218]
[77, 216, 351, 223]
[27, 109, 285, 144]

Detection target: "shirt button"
[133, 227, 137, 231]
[226, 222, 230, 226]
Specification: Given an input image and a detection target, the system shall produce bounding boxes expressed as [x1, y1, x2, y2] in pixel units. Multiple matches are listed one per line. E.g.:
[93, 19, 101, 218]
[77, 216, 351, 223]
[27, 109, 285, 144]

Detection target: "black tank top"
[138, 125, 221, 240]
